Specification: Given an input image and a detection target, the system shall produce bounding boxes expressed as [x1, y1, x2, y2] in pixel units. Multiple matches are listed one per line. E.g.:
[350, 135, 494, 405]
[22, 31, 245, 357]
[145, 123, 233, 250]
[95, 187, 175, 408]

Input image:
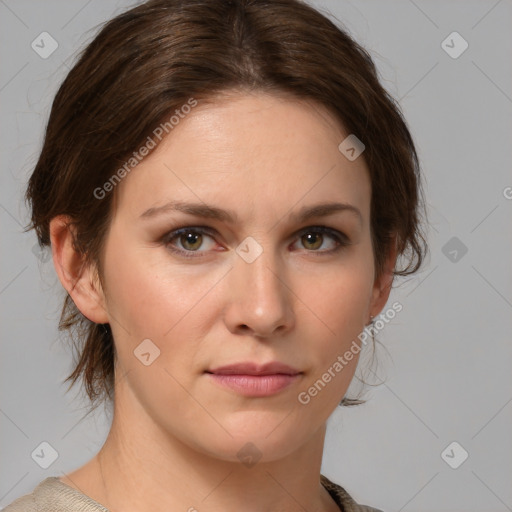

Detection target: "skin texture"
[51, 90, 396, 512]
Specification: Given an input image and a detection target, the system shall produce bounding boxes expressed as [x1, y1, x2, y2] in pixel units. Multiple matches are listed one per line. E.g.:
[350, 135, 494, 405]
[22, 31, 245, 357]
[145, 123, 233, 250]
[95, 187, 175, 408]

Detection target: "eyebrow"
[139, 200, 363, 226]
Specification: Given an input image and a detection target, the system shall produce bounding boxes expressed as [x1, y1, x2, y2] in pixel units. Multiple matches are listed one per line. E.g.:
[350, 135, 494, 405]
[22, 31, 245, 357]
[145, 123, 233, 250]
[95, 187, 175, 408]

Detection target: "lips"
[206, 361, 301, 376]
[205, 362, 302, 397]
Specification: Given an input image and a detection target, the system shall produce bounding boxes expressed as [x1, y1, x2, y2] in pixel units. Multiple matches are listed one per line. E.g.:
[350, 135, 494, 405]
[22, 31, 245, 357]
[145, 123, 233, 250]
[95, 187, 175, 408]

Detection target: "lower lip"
[206, 373, 301, 397]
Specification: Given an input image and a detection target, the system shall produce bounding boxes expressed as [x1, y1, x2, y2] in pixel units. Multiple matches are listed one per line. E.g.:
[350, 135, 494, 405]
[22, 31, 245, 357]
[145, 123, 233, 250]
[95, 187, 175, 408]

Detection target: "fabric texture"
[2, 474, 383, 512]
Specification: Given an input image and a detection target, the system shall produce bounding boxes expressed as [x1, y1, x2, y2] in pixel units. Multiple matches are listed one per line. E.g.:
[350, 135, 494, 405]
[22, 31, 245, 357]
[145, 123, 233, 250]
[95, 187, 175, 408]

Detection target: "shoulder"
[2, 477, 109, 512]
[320, 474, 384, 512]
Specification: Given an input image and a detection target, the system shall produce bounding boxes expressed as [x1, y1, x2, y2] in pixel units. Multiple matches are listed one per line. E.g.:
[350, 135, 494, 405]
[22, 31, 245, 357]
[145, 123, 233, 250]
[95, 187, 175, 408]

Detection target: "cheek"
[103, 249, 164, 335]
[103, 243, 189, 334]
[294, 250, 375, 391]
[103, 229, 374, 361]
[301, 253, 374, 330]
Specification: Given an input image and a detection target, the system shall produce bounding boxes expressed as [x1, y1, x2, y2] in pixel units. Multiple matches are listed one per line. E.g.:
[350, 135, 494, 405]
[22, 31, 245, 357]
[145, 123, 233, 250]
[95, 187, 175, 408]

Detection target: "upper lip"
[207, 362, 301, 376]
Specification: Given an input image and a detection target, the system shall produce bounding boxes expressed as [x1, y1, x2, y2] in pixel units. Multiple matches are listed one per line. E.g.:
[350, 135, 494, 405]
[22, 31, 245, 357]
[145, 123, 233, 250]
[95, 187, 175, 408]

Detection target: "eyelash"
[162, 225, 350, 259]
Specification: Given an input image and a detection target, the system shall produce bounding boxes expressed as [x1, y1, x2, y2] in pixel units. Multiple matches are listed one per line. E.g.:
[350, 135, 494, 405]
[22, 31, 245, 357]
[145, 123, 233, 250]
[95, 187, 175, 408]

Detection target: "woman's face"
[77, 91, 392, 462]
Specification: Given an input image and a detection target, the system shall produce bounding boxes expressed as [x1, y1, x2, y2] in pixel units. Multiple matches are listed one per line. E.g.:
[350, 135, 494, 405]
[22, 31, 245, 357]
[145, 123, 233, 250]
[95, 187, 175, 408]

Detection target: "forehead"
[112, 91, 371, 225]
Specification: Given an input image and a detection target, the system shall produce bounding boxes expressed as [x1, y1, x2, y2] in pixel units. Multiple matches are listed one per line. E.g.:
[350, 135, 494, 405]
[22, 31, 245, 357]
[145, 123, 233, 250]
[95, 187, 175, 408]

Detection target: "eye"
[162, 225, 350, 259]
[164, 227, 218, 257]
[292, 226, 349, 254]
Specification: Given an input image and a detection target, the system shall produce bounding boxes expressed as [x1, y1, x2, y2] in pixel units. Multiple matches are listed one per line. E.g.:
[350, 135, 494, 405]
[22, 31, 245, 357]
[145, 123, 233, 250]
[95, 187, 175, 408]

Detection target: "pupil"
[305, 233, 321, 249]
[184, 232, 201, 249]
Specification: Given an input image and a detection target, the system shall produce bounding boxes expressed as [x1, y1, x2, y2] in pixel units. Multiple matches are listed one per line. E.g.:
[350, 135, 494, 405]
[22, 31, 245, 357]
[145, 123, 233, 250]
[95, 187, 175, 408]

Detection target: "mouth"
[205, 361, 303, 397]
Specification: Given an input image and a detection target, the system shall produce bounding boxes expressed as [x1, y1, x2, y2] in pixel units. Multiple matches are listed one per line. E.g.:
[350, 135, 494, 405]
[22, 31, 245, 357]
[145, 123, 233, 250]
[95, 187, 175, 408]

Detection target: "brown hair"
[24, 0, 428, 413]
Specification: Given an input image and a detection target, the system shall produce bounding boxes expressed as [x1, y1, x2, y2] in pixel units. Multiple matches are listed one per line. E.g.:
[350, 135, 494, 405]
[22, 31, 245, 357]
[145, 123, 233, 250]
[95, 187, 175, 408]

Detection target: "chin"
[191, 420, 311, 465]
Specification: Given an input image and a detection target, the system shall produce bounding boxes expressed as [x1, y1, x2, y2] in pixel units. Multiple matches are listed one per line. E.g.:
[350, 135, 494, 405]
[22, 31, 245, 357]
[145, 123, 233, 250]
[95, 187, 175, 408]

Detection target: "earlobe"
[49, 215, 109, 324]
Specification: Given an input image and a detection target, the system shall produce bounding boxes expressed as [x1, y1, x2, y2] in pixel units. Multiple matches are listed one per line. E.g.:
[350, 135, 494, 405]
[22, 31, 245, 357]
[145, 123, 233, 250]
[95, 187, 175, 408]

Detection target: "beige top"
[2, 474, 383, 512]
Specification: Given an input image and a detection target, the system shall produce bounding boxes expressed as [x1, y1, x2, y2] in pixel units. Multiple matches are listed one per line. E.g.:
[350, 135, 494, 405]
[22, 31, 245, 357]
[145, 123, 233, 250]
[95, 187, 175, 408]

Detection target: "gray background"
[1, 1, 511, 511]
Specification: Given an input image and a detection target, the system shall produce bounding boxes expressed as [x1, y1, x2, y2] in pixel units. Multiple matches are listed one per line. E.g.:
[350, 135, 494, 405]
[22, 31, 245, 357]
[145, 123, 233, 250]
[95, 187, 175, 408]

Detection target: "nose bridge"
[227, 235, 293, 336]
[237, 237, 285, 303]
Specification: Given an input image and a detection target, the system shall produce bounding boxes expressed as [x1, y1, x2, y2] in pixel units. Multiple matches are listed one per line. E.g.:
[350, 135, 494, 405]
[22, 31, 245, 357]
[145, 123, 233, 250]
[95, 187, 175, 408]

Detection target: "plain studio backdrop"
[1, 1, 511, 511]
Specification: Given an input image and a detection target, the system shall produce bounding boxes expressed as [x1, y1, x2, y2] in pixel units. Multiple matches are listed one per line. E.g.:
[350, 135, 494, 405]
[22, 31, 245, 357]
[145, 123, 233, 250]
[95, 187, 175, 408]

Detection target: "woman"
[5, 0, 427, 510]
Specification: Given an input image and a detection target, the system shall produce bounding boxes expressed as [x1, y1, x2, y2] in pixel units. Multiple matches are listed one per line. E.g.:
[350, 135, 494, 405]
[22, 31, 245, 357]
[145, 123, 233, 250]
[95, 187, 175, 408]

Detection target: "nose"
[223, 246, 295, 338]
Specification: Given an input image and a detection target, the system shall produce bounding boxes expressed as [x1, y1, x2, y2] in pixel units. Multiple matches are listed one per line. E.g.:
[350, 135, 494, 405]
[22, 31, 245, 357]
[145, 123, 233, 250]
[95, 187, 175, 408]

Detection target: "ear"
[368, 234, 398, 320]
[49, 215, 109, 324]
